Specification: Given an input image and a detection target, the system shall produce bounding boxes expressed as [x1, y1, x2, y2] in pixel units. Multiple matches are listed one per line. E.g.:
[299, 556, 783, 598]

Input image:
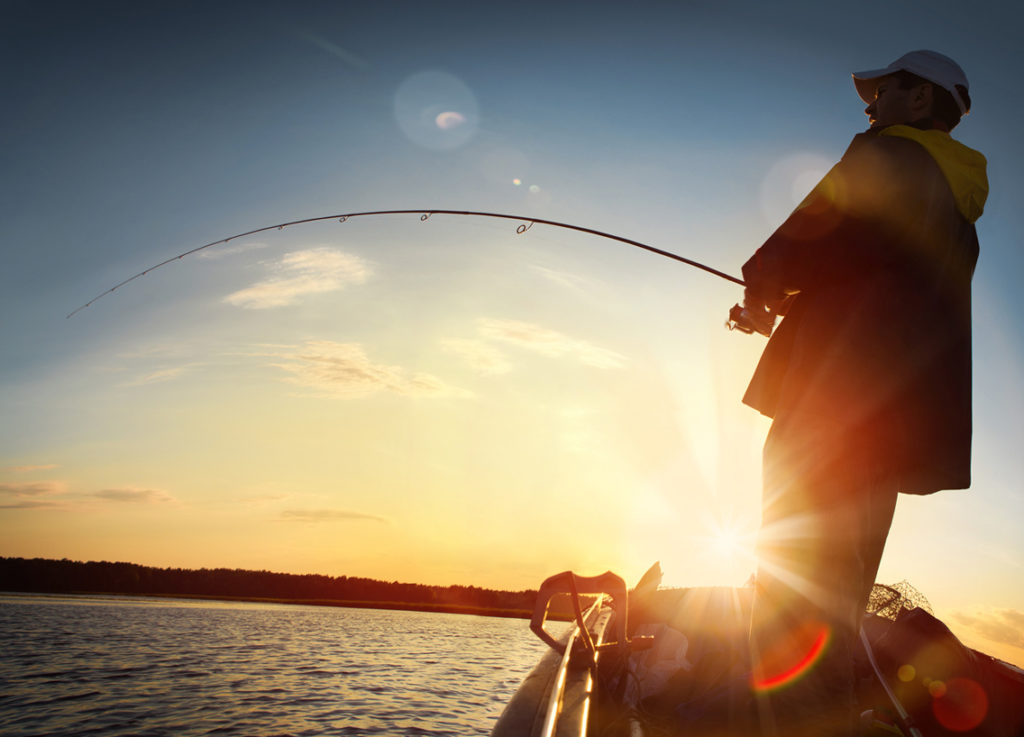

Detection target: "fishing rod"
[67, 209, 746, 319]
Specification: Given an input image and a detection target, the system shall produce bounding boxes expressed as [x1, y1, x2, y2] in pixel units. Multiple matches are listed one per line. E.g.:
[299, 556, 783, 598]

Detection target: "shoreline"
[0, 589, 536, 620]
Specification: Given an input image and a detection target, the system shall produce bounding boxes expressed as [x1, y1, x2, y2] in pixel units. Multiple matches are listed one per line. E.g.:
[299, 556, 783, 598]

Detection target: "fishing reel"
[726, 302, 776, 337]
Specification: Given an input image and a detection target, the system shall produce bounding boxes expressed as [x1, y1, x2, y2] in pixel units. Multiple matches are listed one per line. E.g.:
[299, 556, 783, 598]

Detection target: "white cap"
[852, 50, 970, 115]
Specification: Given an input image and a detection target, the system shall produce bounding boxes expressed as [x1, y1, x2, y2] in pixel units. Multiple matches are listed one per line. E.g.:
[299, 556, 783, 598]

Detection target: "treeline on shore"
[0, 557, 540, 618]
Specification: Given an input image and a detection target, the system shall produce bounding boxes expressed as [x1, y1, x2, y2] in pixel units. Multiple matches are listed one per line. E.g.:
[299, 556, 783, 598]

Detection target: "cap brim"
[851, 66, 895, 104]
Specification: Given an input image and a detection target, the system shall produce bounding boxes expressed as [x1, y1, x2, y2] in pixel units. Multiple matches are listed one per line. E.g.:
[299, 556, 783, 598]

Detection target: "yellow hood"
[880, 125, 988, 223]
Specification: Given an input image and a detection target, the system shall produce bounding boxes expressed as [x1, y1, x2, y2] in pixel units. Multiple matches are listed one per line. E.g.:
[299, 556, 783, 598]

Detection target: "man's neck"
[907, 117, 950, 133]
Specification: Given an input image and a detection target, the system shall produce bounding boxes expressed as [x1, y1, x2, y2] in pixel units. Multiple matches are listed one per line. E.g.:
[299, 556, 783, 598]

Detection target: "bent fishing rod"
[67, 209, 747, 319]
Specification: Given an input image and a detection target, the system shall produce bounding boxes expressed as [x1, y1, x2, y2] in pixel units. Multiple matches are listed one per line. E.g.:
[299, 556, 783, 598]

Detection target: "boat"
[491, 564, 1024, 737]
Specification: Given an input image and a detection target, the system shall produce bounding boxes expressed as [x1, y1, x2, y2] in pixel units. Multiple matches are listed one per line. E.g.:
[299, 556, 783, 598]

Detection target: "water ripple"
[0, 594, 555, 736]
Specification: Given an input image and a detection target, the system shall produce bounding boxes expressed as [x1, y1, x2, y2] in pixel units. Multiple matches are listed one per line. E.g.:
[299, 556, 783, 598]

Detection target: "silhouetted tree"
[0, 557, 536, 616]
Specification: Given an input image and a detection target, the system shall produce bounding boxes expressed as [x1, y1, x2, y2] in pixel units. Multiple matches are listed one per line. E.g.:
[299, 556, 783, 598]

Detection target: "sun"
[702, 517, 758, 562]
[712, 526, 743, 556]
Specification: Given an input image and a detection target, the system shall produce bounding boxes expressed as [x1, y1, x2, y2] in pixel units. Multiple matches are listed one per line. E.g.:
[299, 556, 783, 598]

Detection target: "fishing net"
[866, 580, 933, 620]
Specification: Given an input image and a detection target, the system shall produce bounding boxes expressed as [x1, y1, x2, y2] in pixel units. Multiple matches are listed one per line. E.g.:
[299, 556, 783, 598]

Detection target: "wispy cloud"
[197, 241, 269, 260]
[440, 338, 512, 375]
[91, 488, 175, 504]
[237, 493, 290, 506]
[280, 509, 386, 523]
[126, 365, 193, 386]
[0, 481, 67, 498]
[0, 481, 176, 510]
[108, 344, 202, 388]
[224, 247, 372, 309]
[954, 609, 1024, 649]
[267, 341, 469, 399]
[0, 481, 68, 510]
[116, 343, 191, 360]
[4, 464, 58, 473]
[293, 30, 371, 70]
[530, 265, 593, 291]
[0, 500, 64, 510]
[477, 318, 628, 369]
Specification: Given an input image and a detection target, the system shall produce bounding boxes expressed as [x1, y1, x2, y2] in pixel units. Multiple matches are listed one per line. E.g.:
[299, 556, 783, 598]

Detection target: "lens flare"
[435, 111, 465, 130]
[932, 677, 989, 732]
[394, 70, 479, 150]
[758, 152, 832, 224]
[752, 623, 831, 692]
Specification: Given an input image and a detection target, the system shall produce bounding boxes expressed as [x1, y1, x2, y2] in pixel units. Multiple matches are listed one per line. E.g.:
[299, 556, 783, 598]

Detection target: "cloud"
[91, 488, 175, 504]
[269, 341, 470, 399]
[440, 338, 512, 375]
[4, 464, 58, 473]
[116, 344, 191, 360]
[293, 30, 371, 70]
[0, 500, 64, 510]
[196, 241, 269, 260]
[126, 365, 192, 386]
[238, 493, 290, 505]
[531, 265, 592, 291]
[280, 509, 386, 523]
[954, 609, 1024, 649]
[112, 345, 202, 387]
[0, 481, 175, 509]
[0, 480, 68, 510]
[0, 481, 67, 498]
[224, 247, 371, 309]
[477, 318, 628, 369]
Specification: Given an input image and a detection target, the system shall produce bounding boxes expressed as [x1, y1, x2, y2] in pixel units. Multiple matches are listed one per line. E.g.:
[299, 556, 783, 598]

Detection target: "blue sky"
[2, 1, 1023, 664]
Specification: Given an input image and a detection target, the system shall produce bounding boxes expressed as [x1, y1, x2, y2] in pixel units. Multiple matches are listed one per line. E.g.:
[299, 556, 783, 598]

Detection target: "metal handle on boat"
[530, 570, 629, 657]
[860, 627, 924, 737]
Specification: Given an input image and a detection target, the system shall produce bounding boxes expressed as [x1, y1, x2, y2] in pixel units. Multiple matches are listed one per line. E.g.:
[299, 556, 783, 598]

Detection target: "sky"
[2, 1, 1022, 665]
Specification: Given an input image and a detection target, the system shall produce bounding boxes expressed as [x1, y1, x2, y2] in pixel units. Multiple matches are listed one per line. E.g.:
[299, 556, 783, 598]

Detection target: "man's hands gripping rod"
[727, 290, 779, 338]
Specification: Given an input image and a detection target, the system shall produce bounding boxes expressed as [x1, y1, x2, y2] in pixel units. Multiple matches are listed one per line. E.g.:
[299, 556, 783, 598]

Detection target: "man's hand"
[727, 296, 777, 337]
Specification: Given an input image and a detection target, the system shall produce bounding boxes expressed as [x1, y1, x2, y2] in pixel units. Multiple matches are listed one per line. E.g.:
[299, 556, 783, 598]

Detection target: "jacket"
[742, 124, 988, 494]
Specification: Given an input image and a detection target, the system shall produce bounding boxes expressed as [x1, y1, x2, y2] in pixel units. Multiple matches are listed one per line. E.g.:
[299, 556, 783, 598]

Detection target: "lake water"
[0, 593, 558, 736]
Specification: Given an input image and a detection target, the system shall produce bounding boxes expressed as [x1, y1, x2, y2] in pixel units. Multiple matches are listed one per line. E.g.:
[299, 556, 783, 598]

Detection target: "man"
[735, 50, 988, 736]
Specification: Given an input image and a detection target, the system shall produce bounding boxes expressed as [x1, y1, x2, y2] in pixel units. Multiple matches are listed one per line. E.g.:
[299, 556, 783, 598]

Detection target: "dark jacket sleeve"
[742, 134, 910, 300]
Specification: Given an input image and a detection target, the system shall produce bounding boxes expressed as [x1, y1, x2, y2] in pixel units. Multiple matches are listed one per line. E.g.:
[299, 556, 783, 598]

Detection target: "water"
[0, 593, 558, 736]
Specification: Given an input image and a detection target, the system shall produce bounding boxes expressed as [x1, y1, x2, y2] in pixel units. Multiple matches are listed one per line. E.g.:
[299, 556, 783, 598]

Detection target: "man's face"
[864, 76, 926, 129]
